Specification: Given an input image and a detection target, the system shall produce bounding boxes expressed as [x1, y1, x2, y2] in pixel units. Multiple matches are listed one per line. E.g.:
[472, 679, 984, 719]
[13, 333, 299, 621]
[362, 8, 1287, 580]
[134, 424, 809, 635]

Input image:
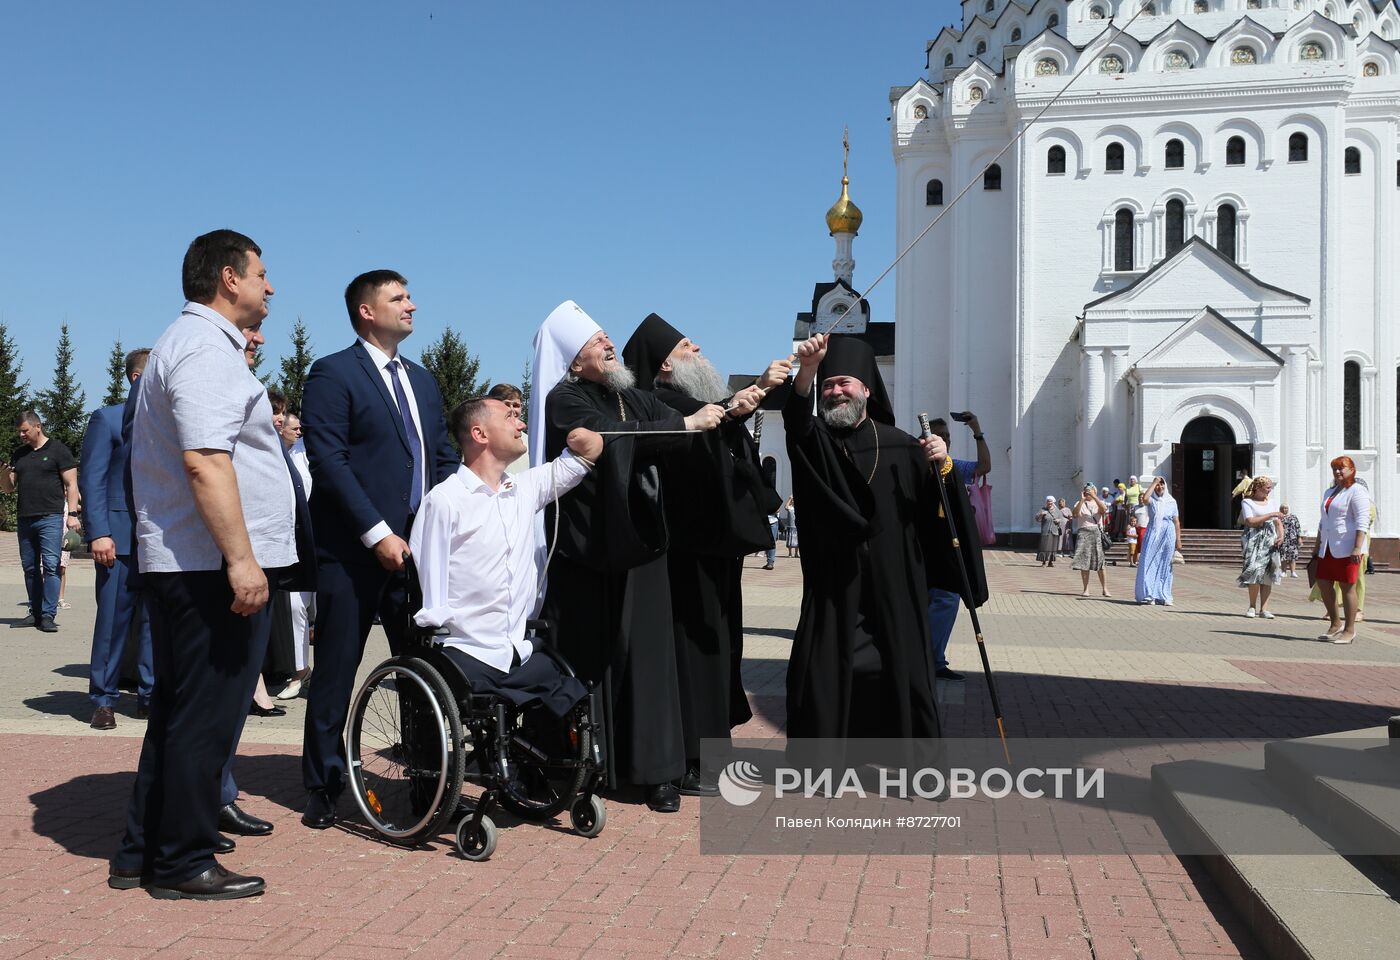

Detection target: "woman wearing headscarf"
[1057, 498, 1074, 556]
[1237, 475, 1284, 619]
[1035, 495, 1061, 566]
[1311, 457, 1372, 643]
[1134, 476, 1180, 605]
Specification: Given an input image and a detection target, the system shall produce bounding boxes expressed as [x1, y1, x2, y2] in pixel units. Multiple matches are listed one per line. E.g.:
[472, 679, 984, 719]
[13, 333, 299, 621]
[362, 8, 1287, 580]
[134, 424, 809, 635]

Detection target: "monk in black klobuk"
[783, 333, 984, 744]
[622, 313, 789, 794]
[533, 304, 726, 813]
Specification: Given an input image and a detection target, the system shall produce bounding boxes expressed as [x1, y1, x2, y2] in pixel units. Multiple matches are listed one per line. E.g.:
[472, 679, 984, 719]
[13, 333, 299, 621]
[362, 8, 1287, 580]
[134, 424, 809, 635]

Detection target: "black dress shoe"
[675, 767, 719, 797]
[9, 615, 35, 629]
[135, 703, 150, 720]
[108, 865, 146, 890]
[149, 863, 265, 901]
[90, 706, 116, 730]
[645, 782, 681, 813]
[248, 702, 286, 717]
[302, 790, 336, 829]
[37, 617, 58, 633]
[218, 802, 273, 836]
[214, 833, 236, 854]
[935, 667, 966, 682]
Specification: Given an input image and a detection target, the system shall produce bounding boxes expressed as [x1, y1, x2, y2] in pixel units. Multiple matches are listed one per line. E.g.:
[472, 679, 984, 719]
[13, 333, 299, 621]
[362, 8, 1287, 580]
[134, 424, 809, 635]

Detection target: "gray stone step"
[1153, 743, 1400, 960]
[1265, 730, 1400, 873]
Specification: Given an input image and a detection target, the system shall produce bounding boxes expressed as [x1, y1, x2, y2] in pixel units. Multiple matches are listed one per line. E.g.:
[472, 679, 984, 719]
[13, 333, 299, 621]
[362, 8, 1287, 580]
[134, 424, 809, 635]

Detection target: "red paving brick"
[8, 555, 1400, 957]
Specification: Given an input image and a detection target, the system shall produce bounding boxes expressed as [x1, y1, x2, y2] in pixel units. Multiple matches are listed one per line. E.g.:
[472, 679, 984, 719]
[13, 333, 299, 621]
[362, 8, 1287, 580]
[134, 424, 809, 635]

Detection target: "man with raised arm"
[782, 333, 979, 740]
[411, 397, 601, 710]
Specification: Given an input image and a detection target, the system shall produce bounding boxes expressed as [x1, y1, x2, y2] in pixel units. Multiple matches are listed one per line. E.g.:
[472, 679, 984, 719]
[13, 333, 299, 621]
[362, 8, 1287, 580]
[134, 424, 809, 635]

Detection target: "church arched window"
[1165, 138, 1185, 169]
[1226, 136, 1246, 166]
[984, 163, 1002, 190]
[1048, 13, 1060, 27]
[1011, 27, 1022, 41]
[1106, 142, 1125, 172]
[976, 40, 988, 55]
[1090, 5, 1107, 19]
[1289, 132, 1309, 162]
[1165, 199, 1186, 257]
[986, 0, 996, 11]
[1345, 146, 1362, 175]
[1194, 0, 1208, 10]
[1217, 203, 1237, 261]
[1344, 360, 1361, 449]
[1047, 145, 1066, 175]
[1114, 209, 1135, 271]
[926, 179, 944, 205]
[944, 52, 954, 67]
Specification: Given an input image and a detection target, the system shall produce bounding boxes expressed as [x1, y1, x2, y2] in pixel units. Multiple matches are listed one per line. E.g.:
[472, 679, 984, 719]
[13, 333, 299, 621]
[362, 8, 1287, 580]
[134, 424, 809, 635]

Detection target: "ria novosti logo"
[717, 760, 765, 806]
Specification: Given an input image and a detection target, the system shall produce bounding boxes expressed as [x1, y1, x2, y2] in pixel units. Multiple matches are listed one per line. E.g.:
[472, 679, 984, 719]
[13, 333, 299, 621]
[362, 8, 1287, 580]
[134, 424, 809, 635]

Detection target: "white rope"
[815, 1, 1155, 336]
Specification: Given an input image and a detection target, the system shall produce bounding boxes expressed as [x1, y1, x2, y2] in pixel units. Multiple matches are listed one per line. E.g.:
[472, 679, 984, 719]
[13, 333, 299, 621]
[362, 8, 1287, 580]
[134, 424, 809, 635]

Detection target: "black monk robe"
[783, 388, 968, 741]
[652, 385, 780, 747]
[541, 378, 693, 787]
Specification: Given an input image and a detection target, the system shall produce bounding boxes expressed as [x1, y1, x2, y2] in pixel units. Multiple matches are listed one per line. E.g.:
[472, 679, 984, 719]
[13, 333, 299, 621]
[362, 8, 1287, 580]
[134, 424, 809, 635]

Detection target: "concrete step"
[1265, 730, 1400, 874]
[1153, 743, 1400, 960]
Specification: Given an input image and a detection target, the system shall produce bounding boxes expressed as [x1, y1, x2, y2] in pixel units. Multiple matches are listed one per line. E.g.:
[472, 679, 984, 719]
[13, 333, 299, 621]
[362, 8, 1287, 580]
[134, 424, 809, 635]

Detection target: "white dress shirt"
[410, 454, 589, 672]
[357, 336, 427, 548]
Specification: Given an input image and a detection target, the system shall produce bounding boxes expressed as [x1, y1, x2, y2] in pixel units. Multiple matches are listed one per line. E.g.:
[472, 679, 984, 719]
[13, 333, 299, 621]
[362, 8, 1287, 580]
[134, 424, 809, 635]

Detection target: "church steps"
[1152, 735, 1400, 960]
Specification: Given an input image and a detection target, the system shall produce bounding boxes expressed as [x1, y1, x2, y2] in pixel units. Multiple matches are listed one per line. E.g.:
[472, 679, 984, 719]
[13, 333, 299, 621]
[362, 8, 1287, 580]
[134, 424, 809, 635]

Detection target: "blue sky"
[1, 0, 958, 402]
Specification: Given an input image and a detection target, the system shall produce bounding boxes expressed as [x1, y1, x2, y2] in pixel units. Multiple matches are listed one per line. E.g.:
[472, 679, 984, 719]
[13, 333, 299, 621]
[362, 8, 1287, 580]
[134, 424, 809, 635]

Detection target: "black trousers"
[113, 570, 271, 885]
[301, 556, 412, 797]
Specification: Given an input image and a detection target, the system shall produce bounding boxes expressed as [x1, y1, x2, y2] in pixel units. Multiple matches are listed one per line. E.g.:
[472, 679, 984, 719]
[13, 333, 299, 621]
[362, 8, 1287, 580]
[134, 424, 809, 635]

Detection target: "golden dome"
[826, 175, 863, 236]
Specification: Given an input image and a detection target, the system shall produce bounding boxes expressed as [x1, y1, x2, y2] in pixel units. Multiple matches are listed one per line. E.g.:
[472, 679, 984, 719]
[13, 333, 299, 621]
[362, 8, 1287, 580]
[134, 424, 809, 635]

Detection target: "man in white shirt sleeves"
[409, 396, 603, 714]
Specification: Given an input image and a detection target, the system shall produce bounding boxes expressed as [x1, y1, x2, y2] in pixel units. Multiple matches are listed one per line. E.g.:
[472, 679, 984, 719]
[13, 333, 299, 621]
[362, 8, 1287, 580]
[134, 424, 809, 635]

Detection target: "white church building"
[885, 0, 1399, 555]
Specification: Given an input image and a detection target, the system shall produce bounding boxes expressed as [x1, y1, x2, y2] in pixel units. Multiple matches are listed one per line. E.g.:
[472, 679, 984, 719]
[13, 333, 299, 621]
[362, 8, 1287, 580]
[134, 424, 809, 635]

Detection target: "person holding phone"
[927, 412, 990, 486]
[1071, 483, 1110, 597]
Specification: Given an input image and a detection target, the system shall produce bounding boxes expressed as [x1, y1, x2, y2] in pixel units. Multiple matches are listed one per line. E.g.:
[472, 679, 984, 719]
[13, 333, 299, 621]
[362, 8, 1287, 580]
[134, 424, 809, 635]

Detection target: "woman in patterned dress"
[1237, 476, 1284, 619]
[1278, 503, 1302, 578]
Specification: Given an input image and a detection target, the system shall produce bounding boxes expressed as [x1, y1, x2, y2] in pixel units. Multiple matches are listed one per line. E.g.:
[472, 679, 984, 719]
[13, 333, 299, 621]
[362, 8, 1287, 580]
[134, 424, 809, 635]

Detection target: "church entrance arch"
[1171, 416, 1252, 529]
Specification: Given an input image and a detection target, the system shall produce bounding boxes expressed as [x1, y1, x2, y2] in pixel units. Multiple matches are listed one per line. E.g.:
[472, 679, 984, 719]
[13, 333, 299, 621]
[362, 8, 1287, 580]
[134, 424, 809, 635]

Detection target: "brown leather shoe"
[90, 706, 116, 730]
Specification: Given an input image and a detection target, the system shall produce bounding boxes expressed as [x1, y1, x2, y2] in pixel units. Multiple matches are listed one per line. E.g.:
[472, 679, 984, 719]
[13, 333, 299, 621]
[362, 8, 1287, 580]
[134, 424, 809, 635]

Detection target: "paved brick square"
[1, 544, 1396, 958]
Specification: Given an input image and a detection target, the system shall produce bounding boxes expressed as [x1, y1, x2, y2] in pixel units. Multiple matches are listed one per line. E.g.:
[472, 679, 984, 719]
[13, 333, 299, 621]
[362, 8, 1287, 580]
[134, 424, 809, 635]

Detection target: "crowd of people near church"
[1027, 464, 1375, 643]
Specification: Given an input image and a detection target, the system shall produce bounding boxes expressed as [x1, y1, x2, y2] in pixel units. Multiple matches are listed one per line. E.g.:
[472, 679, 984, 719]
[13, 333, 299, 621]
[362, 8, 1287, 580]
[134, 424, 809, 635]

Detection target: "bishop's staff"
[919, 412, 1010, 762]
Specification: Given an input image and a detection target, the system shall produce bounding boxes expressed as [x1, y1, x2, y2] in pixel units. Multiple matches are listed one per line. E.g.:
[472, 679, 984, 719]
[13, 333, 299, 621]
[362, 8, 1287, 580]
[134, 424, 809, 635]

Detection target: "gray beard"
[666, 353, 728, 402]
[602, 364, 636, 393]
[819, 392, 866, 430]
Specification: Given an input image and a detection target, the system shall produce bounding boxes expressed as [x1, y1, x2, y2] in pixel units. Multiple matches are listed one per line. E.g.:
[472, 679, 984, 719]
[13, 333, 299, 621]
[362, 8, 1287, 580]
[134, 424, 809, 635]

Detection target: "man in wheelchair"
[408, 396, 602, 719]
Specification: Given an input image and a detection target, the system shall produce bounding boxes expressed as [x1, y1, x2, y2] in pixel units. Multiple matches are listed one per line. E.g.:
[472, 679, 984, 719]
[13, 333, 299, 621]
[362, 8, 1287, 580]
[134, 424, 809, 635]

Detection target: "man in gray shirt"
[109, 229, 294, 901]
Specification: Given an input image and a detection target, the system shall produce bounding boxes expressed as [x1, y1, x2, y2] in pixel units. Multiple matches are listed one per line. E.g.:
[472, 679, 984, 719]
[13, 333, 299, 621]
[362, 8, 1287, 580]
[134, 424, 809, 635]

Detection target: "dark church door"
[1177, 416, 1251, 529]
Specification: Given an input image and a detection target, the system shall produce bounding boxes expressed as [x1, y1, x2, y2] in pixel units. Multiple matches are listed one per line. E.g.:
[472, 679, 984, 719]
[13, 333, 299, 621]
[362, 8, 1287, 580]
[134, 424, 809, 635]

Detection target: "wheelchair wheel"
[347, 657, 465, 844]
[456, 813, 497, 861]
[495, 704, 591, 821]
[570, 794, 606, 838]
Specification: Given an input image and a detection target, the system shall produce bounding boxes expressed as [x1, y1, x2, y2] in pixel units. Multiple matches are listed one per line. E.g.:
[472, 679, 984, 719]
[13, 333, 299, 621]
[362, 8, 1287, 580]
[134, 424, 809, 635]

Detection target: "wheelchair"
[344, 614, 607, 861]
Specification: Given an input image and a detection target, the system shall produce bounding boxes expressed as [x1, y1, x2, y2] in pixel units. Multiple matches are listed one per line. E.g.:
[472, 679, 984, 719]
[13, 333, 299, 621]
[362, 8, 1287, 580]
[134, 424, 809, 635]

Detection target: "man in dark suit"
[80, 348, 155, 731]
[299, 269, 457, 828]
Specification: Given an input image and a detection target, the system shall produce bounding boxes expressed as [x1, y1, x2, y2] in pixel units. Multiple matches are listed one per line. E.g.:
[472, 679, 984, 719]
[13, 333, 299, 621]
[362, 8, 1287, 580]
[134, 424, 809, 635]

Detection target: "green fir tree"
[276, 317, 315, 412]
[36, 321, 87, 457]
[102, 338, 127, 407]
[0, 322, 31, 530]
[420, 327, 489, 420]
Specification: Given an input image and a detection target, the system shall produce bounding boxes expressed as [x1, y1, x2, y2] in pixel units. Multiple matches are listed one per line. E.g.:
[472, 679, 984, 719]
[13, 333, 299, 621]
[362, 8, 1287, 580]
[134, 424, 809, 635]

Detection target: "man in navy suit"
[299, 269, 458, 828]
[80, 348, 155, 731]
